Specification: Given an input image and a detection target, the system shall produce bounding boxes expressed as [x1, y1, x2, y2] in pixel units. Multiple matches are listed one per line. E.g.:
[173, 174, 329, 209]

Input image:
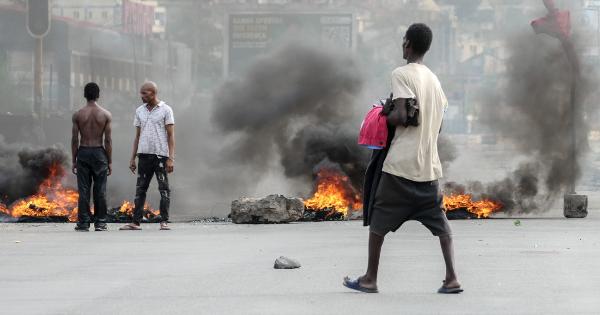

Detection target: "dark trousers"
[133, 154, 170, 224]
[76, 147, 109, 226]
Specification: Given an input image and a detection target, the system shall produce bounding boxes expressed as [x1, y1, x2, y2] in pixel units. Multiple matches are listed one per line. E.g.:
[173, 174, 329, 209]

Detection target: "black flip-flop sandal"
[438, 280, 463, 294]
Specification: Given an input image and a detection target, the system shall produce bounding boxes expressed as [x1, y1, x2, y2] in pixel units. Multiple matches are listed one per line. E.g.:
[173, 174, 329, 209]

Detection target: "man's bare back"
[71, 102, 113, 175]
[73, 105, 111, 147]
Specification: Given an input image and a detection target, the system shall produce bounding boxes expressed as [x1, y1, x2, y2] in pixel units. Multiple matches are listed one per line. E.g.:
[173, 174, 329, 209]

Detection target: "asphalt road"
[1, 213, 599, 315]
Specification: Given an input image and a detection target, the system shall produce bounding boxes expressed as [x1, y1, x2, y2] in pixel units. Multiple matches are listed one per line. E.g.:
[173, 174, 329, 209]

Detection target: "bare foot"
[442, 279, 461, 289]
[358, 275, 378, 290]
[343, 275, 379, 293]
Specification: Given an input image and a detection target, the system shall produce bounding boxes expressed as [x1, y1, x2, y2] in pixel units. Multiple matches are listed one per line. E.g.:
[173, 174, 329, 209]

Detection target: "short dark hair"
[405, 23, 433, 56]
[84, 82, 100, 101]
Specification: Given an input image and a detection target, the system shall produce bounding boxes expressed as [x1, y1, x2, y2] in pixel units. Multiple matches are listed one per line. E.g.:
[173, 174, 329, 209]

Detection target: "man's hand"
[387, 98, 409, 127]
[166, 158, 174, 173]
[72, 164, 77, 175]
[108, 164, 112, 176]
[129, 159, 137, 174]
[381, 93, 395, 116]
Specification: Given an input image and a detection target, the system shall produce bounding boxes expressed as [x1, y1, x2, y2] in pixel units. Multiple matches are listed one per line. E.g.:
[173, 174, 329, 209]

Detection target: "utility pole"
[34, 37, 43, 117]
[26, 0, 51, 143]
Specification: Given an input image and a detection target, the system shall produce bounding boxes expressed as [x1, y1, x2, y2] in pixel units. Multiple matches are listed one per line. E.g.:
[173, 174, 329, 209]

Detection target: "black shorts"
[369, 172, 451, 237]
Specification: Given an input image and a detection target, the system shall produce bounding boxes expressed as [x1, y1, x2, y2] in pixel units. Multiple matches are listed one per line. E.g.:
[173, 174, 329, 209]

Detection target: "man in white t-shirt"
[344, 23, 462, 294]
[120, 81, 175, 231]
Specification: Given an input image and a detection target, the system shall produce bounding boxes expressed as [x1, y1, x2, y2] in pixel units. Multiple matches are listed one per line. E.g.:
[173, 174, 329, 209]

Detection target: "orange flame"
[0, 203, 9, 215]
[443, 194, 503, 218]
[303, 168, 362, 218]
[1, 163, 157, 222]
[117, 200, 159, 217]
[7, 163, 79, 220]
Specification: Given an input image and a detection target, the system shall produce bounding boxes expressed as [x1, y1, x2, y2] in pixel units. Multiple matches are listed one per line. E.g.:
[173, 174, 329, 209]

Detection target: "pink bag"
[358, 105, 389, 150]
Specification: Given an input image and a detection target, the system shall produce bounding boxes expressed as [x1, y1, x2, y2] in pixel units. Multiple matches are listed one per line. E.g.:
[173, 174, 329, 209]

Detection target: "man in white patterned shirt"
[120, 81, 175, 231]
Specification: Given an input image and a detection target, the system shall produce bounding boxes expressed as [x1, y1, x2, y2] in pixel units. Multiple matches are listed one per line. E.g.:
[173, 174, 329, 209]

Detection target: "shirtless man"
[71, 82, 112, 232]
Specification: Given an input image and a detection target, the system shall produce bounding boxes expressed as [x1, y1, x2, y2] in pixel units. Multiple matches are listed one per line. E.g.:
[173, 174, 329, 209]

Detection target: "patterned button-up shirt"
[134, 101, 174, 158]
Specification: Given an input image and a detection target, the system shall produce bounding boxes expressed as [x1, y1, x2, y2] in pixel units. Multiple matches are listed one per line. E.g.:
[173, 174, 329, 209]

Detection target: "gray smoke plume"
[444, 162, 543, 214]
[462, 32, 597, 212]
[212, 43, 367, 191]
[0, 137, 69, 204]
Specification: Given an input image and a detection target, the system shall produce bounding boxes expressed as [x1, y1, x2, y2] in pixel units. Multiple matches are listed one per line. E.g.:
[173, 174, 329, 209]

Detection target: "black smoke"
[0, 138, 68, 204]
[451, 31, 597, 213]
[212, 43, 368, 191]
[444, 162, 543, 214]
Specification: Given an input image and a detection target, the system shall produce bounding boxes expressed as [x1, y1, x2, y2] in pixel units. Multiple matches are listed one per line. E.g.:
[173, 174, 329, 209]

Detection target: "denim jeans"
[133, 154, 170, 224]
[76, 147, 109, 227]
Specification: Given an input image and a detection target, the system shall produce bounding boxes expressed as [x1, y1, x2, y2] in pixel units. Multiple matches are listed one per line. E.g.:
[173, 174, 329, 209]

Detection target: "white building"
[51, 0, 166, 37]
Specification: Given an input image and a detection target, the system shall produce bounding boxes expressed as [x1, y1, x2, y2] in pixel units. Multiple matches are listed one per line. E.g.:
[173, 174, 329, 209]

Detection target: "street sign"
[27, 0, 51, 38]
[225, 12, 355, 75]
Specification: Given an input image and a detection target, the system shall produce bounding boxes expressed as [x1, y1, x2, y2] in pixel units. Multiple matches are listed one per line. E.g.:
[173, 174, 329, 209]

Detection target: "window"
[73, 10, 80, 19]
[87, 11, 93, 19]
[102, 11, 108, 19]
[118, 78, 123, 91]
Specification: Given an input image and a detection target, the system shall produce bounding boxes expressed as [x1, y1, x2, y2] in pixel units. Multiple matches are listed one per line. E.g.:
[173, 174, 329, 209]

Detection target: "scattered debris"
[274, 256, 301, 269]
[106, 206, 161, 223]
[190, 217, 231, 224]
[15, 215, 69, 223]
[301, 208, 345, 221]
[445, 209, 479, 220]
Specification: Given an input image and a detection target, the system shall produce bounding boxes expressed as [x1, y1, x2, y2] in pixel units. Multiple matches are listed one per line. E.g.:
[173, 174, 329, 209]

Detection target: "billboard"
[225, 12, 355, 75]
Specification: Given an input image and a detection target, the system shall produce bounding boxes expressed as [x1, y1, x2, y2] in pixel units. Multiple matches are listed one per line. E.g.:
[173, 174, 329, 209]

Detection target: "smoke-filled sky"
[2, 1, 600, 218]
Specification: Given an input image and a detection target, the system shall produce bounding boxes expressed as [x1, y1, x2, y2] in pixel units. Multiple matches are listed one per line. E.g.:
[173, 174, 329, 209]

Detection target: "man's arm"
[129, 127, 141, 174]
[71, 113, 79, 174]
[386, 98, 408, 127]
[104, 112, 113, 175]
[166, 124, 175, 173]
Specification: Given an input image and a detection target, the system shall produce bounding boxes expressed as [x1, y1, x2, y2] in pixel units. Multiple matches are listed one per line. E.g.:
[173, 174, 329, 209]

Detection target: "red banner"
[122, 0, 154, 36]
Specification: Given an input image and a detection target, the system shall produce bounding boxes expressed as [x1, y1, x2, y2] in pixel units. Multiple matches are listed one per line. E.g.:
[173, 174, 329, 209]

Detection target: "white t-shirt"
[383, 63, 448, 182]
[134, 101, 175, 158]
